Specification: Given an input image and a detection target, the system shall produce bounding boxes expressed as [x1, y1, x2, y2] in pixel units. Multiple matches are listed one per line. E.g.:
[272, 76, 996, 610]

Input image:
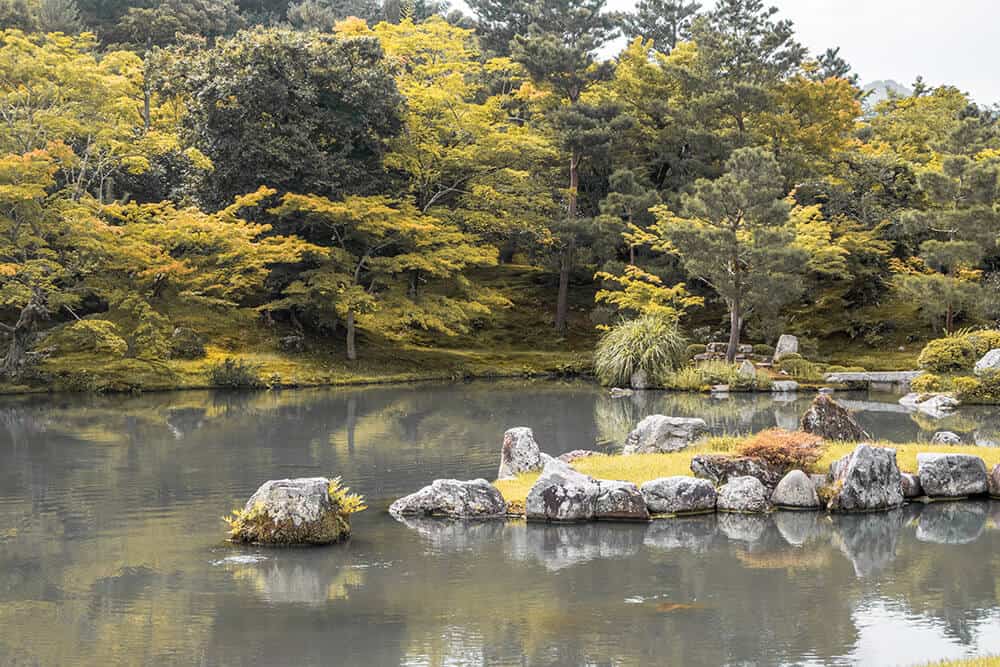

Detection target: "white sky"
[452, 0, 1000, 104]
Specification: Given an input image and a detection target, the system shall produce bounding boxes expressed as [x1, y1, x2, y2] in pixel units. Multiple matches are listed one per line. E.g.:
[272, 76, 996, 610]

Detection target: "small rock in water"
[917, 454, 988, 498]
[901, 473, 923, 499]
[389, 479, 507, 519]
[717, 476, 772, 514]
[623, 415, 708, 455]
[800, 395, 867, 441]
[595, 480, 649, 521]
[498, 427, 543, 480]
[229, 477, 354, 546]
[640, 476, 717, 515]
[931, 431, 961, 445]
[770, 470, 821, 509]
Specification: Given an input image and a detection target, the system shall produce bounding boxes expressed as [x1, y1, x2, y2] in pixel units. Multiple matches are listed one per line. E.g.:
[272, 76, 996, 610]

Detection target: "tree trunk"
[726, 300, 741, 364]
[945, 303, 954, 335]
[568, 151, 580, 218]
[555, 246, 573, 334]
[2, 295, 47, 375]
[345, 310, 357, 361]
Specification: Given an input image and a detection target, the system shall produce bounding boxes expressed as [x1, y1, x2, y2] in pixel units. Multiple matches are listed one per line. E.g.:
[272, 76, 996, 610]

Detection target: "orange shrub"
[739, 429, 825, 471]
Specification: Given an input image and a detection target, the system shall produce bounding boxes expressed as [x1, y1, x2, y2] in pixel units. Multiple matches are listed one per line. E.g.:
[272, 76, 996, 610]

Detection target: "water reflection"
[1, 381, 1000, 666]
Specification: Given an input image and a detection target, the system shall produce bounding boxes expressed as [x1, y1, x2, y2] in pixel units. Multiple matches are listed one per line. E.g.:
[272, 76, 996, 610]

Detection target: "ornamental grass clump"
[594, 315, 687, 387]
[739, 429, 825, 472]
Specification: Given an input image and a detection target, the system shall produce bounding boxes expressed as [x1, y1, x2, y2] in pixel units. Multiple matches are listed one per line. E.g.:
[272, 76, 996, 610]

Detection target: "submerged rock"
[900, 473, 923, 499]
[770, 470, 821, 509]
[826, 445, 904, 512]
[498, 427, 543, 480]
[931, 431, 962, 445]
[717, 476, 772, 514]
[916, 453, 988, 498]
[623, 415, 708, 454]
[690, 454, 785, 489]
[389, 479, 506, 519]
[229, 478, 353, 546]
[640, 476, 717, 515]
[595, 480, 649, 521]
[800, 395, 867, 441]
[525, 459, 600, 522]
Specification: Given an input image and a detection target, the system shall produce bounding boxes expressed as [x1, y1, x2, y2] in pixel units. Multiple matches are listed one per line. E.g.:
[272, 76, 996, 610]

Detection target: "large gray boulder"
[826, 445, 904, 512]
[498, 427, 543, 480]
[931, 431, 961, 445]
[916, 453, 988, 498]
[770, 470, 821, 509]
[800, 395, 867, 441]
[623, 415, 708, 454]
[690, 454, 785, 489]
[229, 478, 353, 546]
[717, 476, 772, 514]
[773, 334, 799, 362]
[990, 464, 1000, 498]
[595, 480, 649, 521]
[525, 459, 600, 522]
[389, 479, 506, 519]
[975, 349, 1000, 376]
[640, 476, 717, 515]
[901, 473, 923, 499]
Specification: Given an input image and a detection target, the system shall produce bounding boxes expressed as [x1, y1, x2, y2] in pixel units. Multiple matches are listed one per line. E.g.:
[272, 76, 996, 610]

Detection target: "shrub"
[911, 373, 944, 393]
[169, 327, 206, 360]
[594, 315, 688, 387]
[753, 343, 775, 357]
[954, 374, 1000, 404]
[778, 357, 825, 381]
[697, 360, 741, 385]
[918, 336, 977, 372]
[739, 429, 825, 471]
[778, 352, 802, 362]
[209, 358, 263, 389]
[62, 320, 127, 357]
[966, 330, 1000, 356]
[685, 343, 707, 359]
[666, 365, 708, 391]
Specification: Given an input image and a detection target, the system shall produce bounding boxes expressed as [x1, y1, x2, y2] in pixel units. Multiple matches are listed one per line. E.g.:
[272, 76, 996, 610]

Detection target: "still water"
[1, 380, 1000, 666]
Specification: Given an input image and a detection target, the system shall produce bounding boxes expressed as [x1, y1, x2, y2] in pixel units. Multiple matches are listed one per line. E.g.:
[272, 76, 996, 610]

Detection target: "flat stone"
[770, 470, 821, 509]
[824, 371, 922, 385]
[975, 349, 1000, 376]
[640, 476, 717, 515]
[623, 415, 708, 455]
[525, 459, 600, 522]
[594, 480, 649, 521]
[827, 445, 904, 512]
[690, 454, 785, 489]
[498, 427, 543, 480]
[717, 476, 772, 514]
[800, 395, 867, 441]
[931, 431, 961, 445]
[901, 473, 923, 499]
[917, 453, 988, 498]
[389, 479, 507, 519]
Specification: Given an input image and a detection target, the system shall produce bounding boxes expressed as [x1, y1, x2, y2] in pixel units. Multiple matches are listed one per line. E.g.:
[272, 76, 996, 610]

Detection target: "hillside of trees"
[1, 0, 999, 392]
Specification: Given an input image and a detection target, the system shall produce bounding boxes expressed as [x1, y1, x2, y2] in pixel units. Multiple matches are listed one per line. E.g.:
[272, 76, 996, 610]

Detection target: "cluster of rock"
[692, 342, 758, 363]
[899, 392, 960, 419]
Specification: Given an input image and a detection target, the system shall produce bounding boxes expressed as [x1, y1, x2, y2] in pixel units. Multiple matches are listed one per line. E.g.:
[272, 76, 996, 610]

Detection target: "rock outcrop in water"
[800, 395, 867, 441]
[389, 479, 507, 519]
[497, 427, 544, 480]
[229, 478, 355, 546]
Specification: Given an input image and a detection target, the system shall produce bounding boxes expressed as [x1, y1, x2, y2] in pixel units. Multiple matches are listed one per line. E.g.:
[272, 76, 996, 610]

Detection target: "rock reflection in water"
[830, 508, 909, 577]
[508, 522, 646, 571]
[222, 553, 365, 605]
[916, 501, 989, 545]
[644, 515, 718, 552]
[396, 516, 507, 554]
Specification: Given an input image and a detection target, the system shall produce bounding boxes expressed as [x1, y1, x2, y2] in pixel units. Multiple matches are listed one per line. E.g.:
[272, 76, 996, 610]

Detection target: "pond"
[1, 380, 1000, 666]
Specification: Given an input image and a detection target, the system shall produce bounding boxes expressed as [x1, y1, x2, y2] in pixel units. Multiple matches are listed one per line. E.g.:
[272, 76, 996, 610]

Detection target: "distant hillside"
[862, 80, 914, 107]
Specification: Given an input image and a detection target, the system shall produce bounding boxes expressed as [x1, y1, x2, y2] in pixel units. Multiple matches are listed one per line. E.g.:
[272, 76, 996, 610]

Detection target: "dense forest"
[1, 0, 999, 392]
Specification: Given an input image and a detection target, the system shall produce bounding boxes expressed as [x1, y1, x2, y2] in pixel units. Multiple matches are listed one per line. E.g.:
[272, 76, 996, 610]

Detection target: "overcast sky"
[452, 0, 1000, 104]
